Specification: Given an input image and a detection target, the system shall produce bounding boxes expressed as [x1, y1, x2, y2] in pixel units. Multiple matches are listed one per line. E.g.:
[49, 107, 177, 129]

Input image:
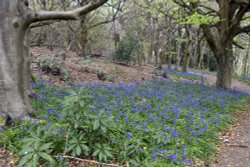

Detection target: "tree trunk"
[215, 44, 234, 90]
[242, 38, 250, 76]
[175, 27, 185, 71]
[182, 44, 191, 72]
[0, 0, 31, 119]
[182, 33, 192, 72]
[168, 53, 172, 69]
[79, 15, 88, 57]
[196, 40, 207, 69]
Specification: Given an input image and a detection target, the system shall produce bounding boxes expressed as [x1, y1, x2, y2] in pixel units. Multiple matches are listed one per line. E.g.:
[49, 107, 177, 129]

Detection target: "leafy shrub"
[113, 31, 144, 64]
[97, 70, 116, 82]
[37, 56, 63, 75]
[17, 127, 55, 166]
[60, 68, 71, 81]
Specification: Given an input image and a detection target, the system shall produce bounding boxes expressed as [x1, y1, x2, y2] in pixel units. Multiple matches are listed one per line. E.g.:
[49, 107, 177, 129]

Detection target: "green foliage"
[36, 56, 63, 75]
[66, 134, 89, 156]
[60, 68, 71, 81]
[97, 70, 116, 82]
[61, 88, 119, 162]
[0, 78, 249, 166]
[182, 12, 219, 26]
[114, 31, 144, 64]
[92, 144, 113, 162]
[185, 0, 198, 3]
[17, 128, 55, 167]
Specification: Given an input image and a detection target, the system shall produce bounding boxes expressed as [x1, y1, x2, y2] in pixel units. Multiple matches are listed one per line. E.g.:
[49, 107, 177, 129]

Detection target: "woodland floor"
[201, 74, 250, 167]
[190, 72, 250, 167]
[0, 46, 250, 167]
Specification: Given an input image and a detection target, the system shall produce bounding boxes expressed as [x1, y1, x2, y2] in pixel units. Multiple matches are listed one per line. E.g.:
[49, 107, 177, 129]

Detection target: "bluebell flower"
[48, 108, 55, 115]
[152, 153, 157, 161]
[183, 159, 193, 166]
[168, 154, 178, 163]
[125, 132, 133, 140]
[0, 127, 3, 133]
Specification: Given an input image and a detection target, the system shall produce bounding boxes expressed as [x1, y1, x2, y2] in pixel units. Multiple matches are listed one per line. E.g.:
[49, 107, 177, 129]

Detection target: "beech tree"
[0, 0, 107, 121]
[173, 0, 250, 89]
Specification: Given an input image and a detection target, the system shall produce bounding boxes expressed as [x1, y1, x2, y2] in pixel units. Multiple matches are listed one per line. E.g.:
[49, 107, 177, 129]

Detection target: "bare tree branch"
[233, 41, 245, 49]
[27, 0, 108, 24]
[234, 24, 250, 35]
[230, 2, 250, 34]
[30, 20, 59, 28]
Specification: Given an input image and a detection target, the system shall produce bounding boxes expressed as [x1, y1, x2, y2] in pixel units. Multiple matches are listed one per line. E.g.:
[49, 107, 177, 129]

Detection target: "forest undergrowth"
[0, 76, 249, 167]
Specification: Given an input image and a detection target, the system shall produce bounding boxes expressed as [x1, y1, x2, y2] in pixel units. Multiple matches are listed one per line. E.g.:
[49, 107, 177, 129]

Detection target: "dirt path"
[200, 73, 250, 93]
[193, 72, 250, 167]
[212, 108, 250, 167]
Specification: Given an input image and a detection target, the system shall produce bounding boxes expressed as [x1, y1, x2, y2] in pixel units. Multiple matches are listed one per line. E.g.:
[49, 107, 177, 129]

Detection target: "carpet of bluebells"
[238, 76, 250, 86]
[1, 78, 249, 166]
[153, 68, 206, 82]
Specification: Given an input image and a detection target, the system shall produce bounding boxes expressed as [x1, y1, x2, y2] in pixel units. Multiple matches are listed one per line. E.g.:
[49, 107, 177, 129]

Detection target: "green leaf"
[23, 138, 35, 143]
[93, 120, 100, 130]
[66, 144, 75, 152]
[100, 126, 107, 133]
[19, 147, 34, 155]
[34, 138, 40, 150]
[104, 150, 113, 158]
[76, 145, 81, 156]
[37, 152, 55, 163]
[99, 151, 105, 161]
[129, 159, 140, 166]
[17, 153, 33, 167]
[87, 105, 95, 109]
[39, 143, 52, 151]
[92, 150, 100, 156]
[81, 144, 90, 152]
[31, 153, 39, 167]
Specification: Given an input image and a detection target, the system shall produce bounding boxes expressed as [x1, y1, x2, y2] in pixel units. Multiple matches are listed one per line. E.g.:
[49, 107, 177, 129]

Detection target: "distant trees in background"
[0, 0, 249, 122]
[30, 0, 250, 82]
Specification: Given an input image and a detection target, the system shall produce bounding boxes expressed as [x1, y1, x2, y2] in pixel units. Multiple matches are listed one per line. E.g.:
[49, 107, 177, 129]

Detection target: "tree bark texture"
[242, 38, 250, 76]
[215, 46, 234, 89]
[175, 27, 185, 71]
[182, 27, 192, 72]
[0, 0, 31, 119]
[79, 15, 88, 56]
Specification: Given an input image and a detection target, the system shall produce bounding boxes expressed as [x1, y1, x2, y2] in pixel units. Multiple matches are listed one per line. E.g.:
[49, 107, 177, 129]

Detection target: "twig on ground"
[58, 155, 122, 167]
[227, 144, 249, 148]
